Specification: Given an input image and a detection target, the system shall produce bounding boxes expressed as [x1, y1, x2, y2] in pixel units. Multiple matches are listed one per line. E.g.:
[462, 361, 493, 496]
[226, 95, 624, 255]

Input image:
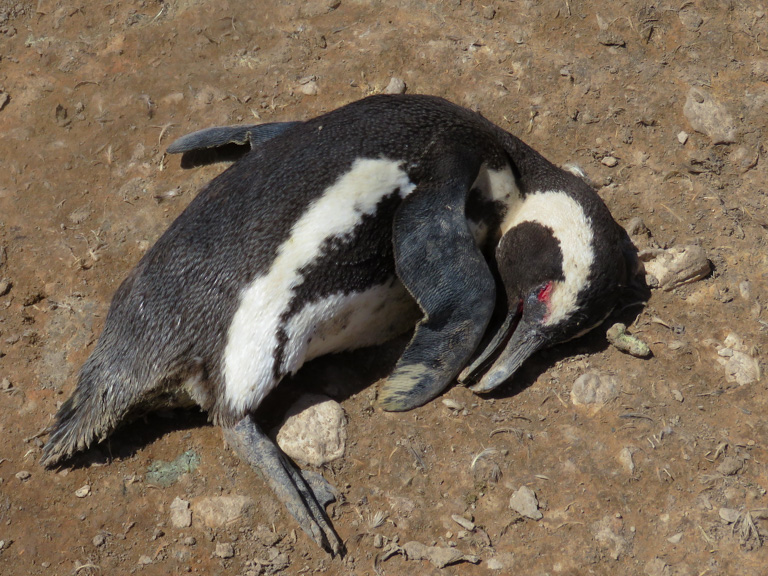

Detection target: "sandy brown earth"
[1, 0, 768, 574]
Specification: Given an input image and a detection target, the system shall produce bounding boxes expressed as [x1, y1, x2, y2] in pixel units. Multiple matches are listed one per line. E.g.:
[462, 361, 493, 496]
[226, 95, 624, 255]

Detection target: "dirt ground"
[1, 0, 767, 574]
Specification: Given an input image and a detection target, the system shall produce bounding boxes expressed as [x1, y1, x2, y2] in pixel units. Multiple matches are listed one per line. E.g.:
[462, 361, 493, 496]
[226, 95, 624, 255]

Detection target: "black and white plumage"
[41, 94, 636, 553]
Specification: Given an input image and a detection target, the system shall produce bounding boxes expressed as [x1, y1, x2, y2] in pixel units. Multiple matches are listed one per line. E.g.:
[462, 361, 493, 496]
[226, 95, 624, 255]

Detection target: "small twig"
[619, 412, 655, 422]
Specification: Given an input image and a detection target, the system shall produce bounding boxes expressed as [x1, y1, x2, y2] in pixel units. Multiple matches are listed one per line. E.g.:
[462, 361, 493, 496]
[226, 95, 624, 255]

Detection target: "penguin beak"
[468, 316, 549, 393]
[457, 298, 550, 393]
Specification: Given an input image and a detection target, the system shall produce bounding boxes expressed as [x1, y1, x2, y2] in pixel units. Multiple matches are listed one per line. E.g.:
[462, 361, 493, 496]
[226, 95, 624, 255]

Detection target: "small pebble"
[15, 471, 31, 481]
[214, 542, 235, 559]
[671, 389, 684, 402]
[93, 534, 106, 547]
[299, 81, 318, 96]
[384, 77, 407, 95]
[373, 533, 384, 548]
[0, 378, 11, 390]
[482, 6, 496, 20]
[719, 507, 741, 524]
[677, 131, 689, 144]
[0, 278, 10, 296]
[601, 156, 618, 167]
[618, 447, 635, 474]
[717, 456, 743, 476]
[509, 486, 542, 520]
[739, 281, 752, 300]
[667, 532, 683, 544]
[402, 541, 465, 568]
[75, 485, 91, 498]
[138, 555, 152, 565]
[183, 536, 197, 546]
[625, 217, 648, 237]
[441, 398, 465, 411]
[451, 514, 475, 531]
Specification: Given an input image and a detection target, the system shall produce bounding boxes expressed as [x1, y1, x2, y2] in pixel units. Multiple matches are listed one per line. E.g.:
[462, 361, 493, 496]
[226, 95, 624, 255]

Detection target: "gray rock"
[214, 542, 235, 559]
[683, 88, 738, 144]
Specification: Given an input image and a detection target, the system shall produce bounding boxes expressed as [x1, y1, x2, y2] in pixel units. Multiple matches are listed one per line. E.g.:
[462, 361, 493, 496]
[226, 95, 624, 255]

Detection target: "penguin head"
[460, 189, 630, 393]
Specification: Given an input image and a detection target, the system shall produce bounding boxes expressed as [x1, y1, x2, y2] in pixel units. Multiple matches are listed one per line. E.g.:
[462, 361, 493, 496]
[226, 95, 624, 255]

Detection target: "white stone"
[299, 81, 318, 96]
[170, 497, 192, 528]
[75, 485, 91, 498]
[571, 371, 620, 405]
[719, 507, 741, 524]
[618, 447, 635, 474]
[192, 495, 252, 528]
[509, 486, 542, 520]
[683, 87, 738, 144]
[641, 245, 710, 291]
[384, 77, 407, 94]
[276, 394, 347, 466]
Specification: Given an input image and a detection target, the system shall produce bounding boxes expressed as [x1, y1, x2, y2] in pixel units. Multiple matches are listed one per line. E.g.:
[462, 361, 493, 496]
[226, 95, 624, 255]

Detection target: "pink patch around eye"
[537, 281, 553, 303]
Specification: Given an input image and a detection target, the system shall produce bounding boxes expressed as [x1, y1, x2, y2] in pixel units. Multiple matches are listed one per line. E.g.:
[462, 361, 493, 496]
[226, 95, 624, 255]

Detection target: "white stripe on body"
[223, 158, 416, 415]
[501, 191, 594, 326]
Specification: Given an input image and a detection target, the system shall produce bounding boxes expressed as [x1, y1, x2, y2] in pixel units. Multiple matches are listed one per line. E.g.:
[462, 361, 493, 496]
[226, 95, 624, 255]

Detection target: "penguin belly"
[283, 276, 421, 368]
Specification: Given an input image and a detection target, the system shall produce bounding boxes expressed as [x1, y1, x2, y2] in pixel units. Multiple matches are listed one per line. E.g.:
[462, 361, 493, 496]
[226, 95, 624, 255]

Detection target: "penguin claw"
[223, 416, 344, 556]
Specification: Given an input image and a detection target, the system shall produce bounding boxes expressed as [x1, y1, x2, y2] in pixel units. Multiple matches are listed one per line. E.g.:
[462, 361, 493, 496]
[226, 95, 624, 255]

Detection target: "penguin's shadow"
[58, 407, 210, 470]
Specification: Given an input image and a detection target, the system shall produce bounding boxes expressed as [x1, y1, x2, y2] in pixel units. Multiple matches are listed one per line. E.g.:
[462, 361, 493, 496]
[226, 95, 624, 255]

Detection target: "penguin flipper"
[167, 121, 302, 168]
[378, 174, 496, 411]
[223, 416, 344, 556]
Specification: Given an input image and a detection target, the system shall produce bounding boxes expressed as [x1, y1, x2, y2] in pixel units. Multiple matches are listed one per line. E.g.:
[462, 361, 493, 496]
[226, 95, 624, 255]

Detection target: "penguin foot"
[223, 416, 344, 556]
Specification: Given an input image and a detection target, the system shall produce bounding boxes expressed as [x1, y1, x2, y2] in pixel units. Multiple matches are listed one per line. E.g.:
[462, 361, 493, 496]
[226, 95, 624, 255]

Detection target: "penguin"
[41, 94, 636, 554]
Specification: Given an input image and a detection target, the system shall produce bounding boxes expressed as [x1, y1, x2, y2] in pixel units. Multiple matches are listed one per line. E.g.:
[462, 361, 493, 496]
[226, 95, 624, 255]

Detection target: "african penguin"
[41, 94, 636, 554]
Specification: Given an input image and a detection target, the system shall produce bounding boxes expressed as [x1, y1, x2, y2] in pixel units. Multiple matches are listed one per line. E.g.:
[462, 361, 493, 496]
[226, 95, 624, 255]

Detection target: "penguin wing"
[378, 169, 496, 411]
[167, 121, 302, 168]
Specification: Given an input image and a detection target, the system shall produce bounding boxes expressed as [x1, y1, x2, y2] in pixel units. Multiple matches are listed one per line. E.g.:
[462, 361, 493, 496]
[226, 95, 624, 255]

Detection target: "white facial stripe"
[501, 191, 594, 326]
[280, 278, 419, 374]
[223, 158, 416, 415]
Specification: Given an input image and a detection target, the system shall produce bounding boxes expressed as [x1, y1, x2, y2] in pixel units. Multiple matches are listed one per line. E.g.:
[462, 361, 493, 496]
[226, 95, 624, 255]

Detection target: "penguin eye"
[537, 281, 554, 303]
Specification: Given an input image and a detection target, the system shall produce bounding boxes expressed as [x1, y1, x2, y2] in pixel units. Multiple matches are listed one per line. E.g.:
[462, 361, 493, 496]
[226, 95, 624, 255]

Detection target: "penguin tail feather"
[40, 354, 134, 469]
